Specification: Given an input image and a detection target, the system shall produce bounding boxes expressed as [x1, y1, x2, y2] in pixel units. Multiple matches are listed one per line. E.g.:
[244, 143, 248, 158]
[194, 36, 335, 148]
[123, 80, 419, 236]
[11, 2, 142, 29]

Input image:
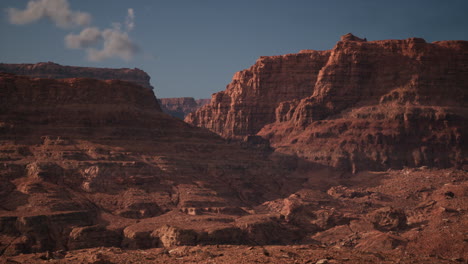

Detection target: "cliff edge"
[187, 34, 468, 171]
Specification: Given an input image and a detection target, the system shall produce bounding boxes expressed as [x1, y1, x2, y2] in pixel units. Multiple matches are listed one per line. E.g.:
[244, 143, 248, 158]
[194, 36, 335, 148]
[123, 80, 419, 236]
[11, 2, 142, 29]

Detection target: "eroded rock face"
[185, 50, 331, 139]
[188, 34, 468, 171]
[0, 62, 153, 90]
[260, 37, 468, 171]
[158, 97, 210, 119]
[0, 73, 301, 254]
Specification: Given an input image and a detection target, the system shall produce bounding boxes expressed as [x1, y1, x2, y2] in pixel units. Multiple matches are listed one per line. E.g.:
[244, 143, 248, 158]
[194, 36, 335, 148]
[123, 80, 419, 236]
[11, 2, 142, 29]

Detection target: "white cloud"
[6, 0, 91, 28]
[65, 27, 102, 49]
[87, 28, 139, 61]
[6, 0, 139, 61]
[65, 26, 139, 61]
[125, 8, 135, 31]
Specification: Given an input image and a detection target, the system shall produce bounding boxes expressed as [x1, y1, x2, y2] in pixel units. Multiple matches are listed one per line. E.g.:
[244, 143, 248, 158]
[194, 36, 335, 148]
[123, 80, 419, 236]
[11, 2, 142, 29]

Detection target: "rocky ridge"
[0, 62, 153, 90]
[187, 34, 468, 171]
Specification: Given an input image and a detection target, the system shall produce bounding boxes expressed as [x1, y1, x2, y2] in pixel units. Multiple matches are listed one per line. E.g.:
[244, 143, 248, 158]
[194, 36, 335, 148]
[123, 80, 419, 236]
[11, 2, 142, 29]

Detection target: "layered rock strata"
[0, 62, 153, 90]
[0, 73, 466, 261]
[186, 50, 331, 138]
[187, 34, 468, 171]
[0, 73, 299, 254]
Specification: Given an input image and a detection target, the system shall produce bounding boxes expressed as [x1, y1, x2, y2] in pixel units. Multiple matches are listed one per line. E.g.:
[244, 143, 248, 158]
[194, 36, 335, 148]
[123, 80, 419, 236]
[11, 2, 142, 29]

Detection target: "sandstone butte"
[158, 98, 211, 119]
[186, 33, 468, 173]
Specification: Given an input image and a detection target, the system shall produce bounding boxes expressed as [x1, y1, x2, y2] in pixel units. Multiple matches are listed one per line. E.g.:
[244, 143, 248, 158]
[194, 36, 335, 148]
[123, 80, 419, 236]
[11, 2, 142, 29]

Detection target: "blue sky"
[1, 0, 468, 98]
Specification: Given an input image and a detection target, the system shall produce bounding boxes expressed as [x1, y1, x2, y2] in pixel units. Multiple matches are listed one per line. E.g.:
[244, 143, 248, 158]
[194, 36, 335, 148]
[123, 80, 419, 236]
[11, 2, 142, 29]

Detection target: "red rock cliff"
[187, 34, 468, 171]
[185, 50, 331, 138]
[0, 62, 153, 90]
[0, 73, 302, 254]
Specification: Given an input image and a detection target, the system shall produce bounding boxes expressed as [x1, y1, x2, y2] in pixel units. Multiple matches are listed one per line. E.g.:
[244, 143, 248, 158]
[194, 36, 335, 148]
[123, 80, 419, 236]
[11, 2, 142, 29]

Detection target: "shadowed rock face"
[158, 97, 211, 119]
[187, 34, 468, 171]
[0, 62, 153, 90]
[0, 73, 304, 254]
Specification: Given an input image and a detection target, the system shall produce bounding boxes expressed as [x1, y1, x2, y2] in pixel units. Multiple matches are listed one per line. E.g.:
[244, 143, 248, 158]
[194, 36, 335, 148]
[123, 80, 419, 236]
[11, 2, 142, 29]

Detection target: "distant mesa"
[0, 61, 153, 90]
[0, 62, 212, 119]
[158, 97, 211, 119]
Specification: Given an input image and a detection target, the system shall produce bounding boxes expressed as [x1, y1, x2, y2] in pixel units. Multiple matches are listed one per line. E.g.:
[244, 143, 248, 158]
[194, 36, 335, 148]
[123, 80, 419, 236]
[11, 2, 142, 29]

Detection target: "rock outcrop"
[158, 97, 210, 119]
[187, 34, 468, 171]
[0, 62, 153, 90]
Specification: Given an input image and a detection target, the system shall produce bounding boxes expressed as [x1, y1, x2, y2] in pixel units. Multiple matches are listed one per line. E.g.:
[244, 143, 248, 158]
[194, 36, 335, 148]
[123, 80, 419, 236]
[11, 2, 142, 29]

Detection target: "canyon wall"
[0, 73, 302, 254]
[187, 34, 468, 171]
[185, 50, 331, 138]
[0, 62, 153, 90]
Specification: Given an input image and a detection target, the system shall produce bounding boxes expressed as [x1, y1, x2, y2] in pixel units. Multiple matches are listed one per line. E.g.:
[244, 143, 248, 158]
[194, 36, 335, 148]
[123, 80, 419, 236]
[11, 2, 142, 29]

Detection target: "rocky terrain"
[2, 243, 463, 264]
[158, 98, 210, 119]
[187, 34, 468, 172]
[0, 62, 153, 90]
[0, 73, 307, 256]
[0, 34, 467, 263]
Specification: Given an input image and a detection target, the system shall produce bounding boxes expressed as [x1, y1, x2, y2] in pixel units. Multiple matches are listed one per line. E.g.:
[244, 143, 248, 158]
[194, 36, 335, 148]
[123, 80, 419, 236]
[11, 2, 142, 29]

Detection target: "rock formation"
[0, 62, 153, 90]
[185, 50, 331, 138]
[0, 73, 303, 255]
[0, 72, 466, 262]
[187, 34, 468, 171]
[158, 97, 211, 119]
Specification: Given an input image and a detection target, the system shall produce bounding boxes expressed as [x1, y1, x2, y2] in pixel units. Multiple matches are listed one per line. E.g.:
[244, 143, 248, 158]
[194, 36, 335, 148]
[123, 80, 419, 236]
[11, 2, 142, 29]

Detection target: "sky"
[1, 0, 468, 99]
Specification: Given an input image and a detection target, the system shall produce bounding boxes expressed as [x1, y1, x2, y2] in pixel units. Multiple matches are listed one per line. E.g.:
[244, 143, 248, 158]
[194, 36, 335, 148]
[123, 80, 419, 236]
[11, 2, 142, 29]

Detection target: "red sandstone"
[187, 34, 468, 171]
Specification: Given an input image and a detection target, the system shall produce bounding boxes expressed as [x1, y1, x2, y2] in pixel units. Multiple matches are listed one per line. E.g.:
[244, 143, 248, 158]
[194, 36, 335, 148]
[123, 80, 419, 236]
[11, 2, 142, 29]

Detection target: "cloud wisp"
[66, 26, 139, 61]
[6, 0, 91, 28]
[7, 0, 139, 62]
[65, 27, 102, 49]
[88, 29, 138, 61]
[65, 11, 139, 62]
[125, 8, 135, 31]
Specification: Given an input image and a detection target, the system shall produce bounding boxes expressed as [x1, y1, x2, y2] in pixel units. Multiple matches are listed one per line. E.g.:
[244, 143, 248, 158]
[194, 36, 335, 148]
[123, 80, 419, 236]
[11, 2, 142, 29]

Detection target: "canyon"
[0, 34, 467, 263]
